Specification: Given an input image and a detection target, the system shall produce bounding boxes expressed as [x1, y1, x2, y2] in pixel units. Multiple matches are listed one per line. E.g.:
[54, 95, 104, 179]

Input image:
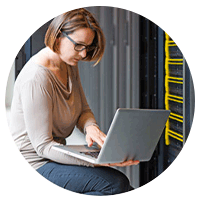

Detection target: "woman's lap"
[36, 162, 131, 195]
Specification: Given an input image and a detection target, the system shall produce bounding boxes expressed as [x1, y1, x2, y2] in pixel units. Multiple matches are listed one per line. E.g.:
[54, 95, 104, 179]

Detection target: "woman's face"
[57, 28, 95, 66]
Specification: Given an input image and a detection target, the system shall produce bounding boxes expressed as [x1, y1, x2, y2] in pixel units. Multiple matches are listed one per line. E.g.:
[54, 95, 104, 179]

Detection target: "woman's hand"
[96, 160, 140, 167]
[85, 125, 140, 167]
[85, 125, 106, 147]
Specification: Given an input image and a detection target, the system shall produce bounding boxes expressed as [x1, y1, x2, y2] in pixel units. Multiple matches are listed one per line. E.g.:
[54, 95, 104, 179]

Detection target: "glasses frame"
[62, 32, 96, 52]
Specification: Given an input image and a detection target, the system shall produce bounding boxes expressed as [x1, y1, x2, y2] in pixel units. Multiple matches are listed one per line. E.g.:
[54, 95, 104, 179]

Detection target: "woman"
[10, 8, 139, 195]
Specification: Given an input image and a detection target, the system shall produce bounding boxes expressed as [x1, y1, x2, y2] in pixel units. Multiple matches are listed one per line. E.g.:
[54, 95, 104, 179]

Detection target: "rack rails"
[165, 33, 184, 146]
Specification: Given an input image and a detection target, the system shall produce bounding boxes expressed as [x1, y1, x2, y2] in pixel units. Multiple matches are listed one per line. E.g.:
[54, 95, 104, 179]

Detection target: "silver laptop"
[52, 108, 170, 164]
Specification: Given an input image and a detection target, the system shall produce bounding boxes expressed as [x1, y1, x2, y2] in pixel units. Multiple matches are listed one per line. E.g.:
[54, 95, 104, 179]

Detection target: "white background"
[1, 1, 199, 199]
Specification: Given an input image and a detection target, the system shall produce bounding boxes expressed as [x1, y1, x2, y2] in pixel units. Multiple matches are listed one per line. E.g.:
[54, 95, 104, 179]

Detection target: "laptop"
[52, 108, 170, 164]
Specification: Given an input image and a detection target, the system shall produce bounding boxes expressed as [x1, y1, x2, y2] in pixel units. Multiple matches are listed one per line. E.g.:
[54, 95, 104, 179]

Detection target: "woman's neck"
[45, 47, 68, 70]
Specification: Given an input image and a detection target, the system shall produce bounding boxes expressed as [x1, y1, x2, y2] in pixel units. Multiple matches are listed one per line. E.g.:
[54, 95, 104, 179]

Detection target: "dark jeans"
[37, 162, 133, 195]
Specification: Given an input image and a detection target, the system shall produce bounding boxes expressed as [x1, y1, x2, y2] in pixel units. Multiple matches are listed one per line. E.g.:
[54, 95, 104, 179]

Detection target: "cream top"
[10, 58, 97, 169]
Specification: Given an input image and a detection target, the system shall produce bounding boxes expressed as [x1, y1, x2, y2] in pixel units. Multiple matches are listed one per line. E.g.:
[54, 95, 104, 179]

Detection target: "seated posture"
[10, 8, 139, 195]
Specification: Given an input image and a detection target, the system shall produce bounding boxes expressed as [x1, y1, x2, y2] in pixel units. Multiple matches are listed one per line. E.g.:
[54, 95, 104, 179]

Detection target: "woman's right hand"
[85, 125, 106, 148]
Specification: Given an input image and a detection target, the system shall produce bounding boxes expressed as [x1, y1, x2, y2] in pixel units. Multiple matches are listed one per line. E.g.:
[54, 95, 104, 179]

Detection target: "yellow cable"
[165, 33, 170, 145]
[168, 44, 177, 47]
[168, 94, 183, 99]
[170, 112, 183, 119]
[168, 40, 175, 44]
[168, 98, 183, 103]
[168, 80, 183, 84]
[168, 62, 183, 65]
[165, 33, 170, 59]
[168, 133, 183, 142]
[168, 129, 183, 138]
[168, 76, 183, 81]
[169, 116, 183, 123]
[167, 58, 183, 62]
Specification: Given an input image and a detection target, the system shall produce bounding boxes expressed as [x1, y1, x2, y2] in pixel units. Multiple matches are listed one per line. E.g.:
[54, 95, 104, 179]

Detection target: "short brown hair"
[45, 8, 105, 65]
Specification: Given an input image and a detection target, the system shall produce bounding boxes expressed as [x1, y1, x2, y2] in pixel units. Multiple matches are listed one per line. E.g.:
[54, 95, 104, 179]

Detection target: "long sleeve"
[20, 79, 94, 168]
[75, 66, 99, 133]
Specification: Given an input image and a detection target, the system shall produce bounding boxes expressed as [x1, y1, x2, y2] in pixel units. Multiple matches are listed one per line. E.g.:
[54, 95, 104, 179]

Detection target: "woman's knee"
[111, 171, 130, 194]
[97, 167, 130, 194]
[85, 168, 130, 195]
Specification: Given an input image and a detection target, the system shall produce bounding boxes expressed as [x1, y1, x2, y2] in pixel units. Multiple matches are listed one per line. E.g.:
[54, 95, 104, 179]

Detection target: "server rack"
[139, 21, 195, 186]
[139, 16, 163, 186]
[164, 34, 195, 167]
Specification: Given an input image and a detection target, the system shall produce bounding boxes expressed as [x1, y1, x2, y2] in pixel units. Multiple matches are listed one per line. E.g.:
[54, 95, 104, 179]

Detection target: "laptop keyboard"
[81, 151, 100, 158]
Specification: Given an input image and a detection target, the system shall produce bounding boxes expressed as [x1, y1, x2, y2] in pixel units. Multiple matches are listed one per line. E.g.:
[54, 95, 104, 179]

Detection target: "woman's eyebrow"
[76, 40, 93, 46]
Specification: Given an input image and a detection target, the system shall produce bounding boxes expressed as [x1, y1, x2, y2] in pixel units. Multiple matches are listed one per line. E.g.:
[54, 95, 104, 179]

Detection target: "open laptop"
[52, 108, 170, 164]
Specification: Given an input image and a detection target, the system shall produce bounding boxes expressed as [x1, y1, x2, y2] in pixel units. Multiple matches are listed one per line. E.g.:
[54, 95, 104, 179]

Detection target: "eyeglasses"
[62, 32, 96, 52]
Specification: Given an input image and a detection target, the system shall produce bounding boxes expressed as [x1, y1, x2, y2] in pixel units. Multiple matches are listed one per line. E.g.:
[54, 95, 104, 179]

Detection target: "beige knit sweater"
[10, 58, 97, 169]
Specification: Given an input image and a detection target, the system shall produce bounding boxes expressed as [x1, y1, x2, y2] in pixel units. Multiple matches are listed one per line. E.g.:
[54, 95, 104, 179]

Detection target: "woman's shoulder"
[15, 65, 54, 98]
[31, 48, 51, 68]
[15, 53, 53, 89]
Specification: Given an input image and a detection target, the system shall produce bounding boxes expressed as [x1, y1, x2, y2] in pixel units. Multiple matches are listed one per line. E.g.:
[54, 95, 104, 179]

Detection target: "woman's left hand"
[85, 125, 106, 147]
[101, 160, 140, 167]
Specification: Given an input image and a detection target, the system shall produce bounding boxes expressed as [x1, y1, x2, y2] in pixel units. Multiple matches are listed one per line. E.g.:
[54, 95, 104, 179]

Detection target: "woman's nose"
[79, 49, 87, 59]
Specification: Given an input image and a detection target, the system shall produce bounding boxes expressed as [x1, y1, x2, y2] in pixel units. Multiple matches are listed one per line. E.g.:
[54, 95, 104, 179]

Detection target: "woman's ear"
[56, 31, 62, 45]
[56, 37, 61, 44]
[54, 37, 61, 53]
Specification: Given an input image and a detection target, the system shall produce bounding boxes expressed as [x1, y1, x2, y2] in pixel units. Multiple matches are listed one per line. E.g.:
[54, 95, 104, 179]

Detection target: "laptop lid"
[97, 108, 170, 163]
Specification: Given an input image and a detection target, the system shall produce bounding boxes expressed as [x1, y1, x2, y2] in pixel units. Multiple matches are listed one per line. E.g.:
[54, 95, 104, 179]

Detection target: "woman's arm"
[21, 80, 94, 167]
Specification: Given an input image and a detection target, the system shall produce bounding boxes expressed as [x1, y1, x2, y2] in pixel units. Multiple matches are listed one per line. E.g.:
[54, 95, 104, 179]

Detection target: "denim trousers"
[37, 162, 133, 195]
